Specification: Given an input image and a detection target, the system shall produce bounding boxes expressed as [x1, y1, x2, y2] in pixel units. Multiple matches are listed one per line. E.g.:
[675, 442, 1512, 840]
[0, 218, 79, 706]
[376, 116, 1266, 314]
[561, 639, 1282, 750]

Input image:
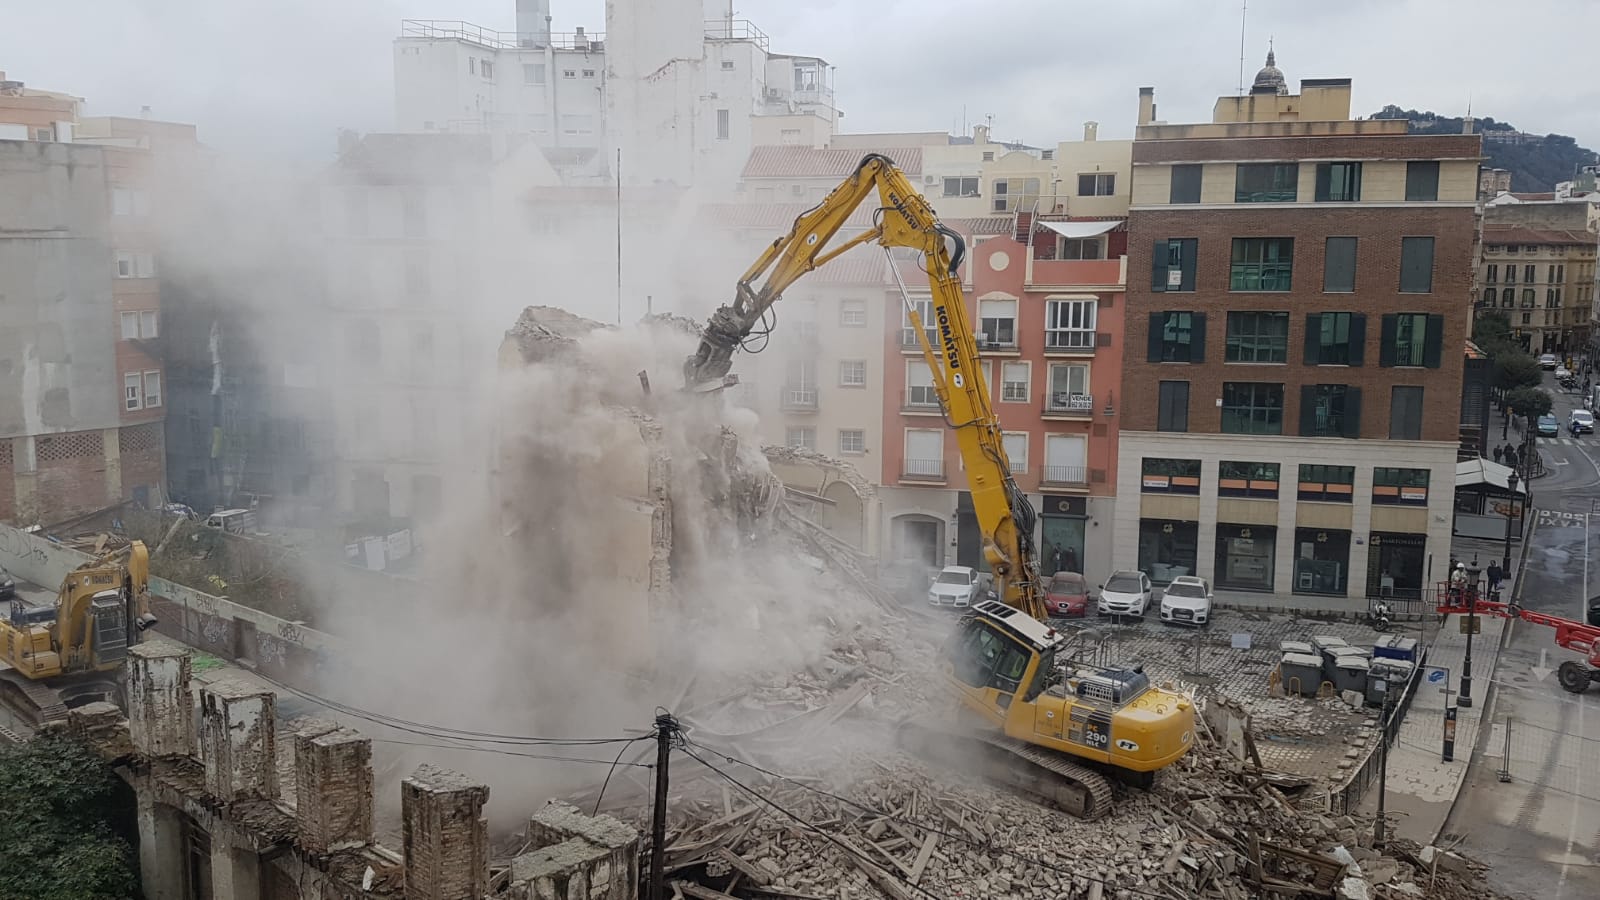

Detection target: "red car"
[1045, 571, 1092, 617]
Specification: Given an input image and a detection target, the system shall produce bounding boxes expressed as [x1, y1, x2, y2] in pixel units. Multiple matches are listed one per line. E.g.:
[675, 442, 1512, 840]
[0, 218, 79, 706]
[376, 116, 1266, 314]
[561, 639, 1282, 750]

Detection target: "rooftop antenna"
[1236, 0, 1247, 95]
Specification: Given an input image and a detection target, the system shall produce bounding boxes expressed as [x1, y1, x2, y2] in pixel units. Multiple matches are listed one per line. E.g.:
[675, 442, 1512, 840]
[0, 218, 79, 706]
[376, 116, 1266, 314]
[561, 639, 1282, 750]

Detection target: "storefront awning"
[1456, 457, 1525, 493]
[1039, 220, 1120, 239]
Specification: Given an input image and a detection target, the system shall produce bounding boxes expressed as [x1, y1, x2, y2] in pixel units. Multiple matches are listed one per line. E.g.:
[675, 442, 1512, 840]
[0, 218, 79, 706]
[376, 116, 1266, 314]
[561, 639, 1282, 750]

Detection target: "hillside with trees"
[1372, 105, 1598, 192]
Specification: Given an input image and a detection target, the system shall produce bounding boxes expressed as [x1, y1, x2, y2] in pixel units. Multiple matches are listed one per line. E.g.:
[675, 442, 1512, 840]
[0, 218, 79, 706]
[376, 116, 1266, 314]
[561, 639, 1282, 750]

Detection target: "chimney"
[516, 0, 552, 46]
[403, 765, 490, 900]
[1463, 115, 1475, 135]
[1137, 88, 1156, 126]
[973, 124, 990, 145]
[1083, 121, 1099, 142]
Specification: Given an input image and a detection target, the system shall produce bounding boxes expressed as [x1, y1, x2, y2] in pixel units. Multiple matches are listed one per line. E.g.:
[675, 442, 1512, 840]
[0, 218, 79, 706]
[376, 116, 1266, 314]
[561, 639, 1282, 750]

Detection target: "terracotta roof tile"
[1482, 225, 1595, 246]
[741, 146, 923, 178]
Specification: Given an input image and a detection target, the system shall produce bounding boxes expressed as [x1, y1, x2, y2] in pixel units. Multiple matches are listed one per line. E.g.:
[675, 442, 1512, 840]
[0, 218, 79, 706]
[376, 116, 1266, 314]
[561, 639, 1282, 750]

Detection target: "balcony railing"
[1044, 393, 1094, 415]
[704, 18, 771, 50]
[1009, 459, 1027, 475]
[781, 387, 818, 410]
[902, 458, 946, 481]
[1045, 330, 1098, 353]
[900, 326, 937, 350]
[399, 19, 605, 51]
[1042, 465, 1089, 486]
[903, 391, 941, 413]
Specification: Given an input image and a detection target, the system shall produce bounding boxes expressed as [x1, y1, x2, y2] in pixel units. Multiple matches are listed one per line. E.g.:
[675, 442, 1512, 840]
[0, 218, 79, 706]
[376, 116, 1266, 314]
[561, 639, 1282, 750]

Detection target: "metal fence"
[1328, 643, 1430, 815]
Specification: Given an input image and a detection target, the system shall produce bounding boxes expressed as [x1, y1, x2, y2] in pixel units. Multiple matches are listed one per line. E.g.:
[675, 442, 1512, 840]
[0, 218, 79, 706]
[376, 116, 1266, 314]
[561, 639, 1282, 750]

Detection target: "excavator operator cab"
[945, 601, 1066, 710]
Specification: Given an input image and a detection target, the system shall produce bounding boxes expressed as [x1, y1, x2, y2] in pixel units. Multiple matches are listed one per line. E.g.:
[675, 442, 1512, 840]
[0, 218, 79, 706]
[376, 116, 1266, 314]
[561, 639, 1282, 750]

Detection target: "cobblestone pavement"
[1045, 609, 1390, 787]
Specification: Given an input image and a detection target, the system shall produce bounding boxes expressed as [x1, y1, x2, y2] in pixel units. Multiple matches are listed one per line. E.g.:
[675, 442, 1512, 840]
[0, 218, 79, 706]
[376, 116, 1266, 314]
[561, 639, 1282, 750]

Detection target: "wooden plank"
[710, 847, 773, 886]
[675, 881, 741, 900]
[833, 835, 916, 900]
[909, 833, 938, 885]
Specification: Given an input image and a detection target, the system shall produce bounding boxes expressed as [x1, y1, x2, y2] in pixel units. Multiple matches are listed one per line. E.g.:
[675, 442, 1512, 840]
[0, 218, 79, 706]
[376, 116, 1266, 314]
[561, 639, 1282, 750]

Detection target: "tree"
[1505, 386, 1554, 420]
[1494, 351, 1546, 392]
[1473, 311, 1512, 352]
[0, 733, 138, 900]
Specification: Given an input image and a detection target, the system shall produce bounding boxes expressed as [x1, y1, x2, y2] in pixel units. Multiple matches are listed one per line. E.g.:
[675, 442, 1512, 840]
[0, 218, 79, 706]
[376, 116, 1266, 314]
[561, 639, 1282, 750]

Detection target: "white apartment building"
[394, 0, 840, 191]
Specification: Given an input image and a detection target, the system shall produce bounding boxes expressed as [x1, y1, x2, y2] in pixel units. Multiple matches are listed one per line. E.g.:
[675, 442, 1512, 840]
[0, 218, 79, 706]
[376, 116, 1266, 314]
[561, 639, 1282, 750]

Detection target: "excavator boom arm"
[685, 154, 1047, 619]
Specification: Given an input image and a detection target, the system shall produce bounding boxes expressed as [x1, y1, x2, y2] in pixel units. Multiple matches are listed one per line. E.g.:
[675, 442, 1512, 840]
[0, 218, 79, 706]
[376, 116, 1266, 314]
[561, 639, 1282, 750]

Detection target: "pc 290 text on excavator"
[684, 153, 1194, 819]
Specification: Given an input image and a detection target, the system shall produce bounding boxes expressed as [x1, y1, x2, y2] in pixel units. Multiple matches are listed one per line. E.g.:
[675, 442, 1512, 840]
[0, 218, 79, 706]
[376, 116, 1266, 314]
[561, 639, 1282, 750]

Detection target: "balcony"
[1043, 393, 1094, 418]
[900, 326, 937, 351]
[780, 386, 818, 411]
[1041, 465, 1090, 487]
[1028, 258, 1125, 288]
[1044, 329, 1099, 355]
[901, 395, 942, 415]
[901, 458, 946, 482]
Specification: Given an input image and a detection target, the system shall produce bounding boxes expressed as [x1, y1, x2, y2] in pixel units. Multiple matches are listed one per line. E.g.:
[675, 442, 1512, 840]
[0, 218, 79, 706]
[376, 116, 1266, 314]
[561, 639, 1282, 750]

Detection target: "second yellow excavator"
[685, 154, 1193, 818]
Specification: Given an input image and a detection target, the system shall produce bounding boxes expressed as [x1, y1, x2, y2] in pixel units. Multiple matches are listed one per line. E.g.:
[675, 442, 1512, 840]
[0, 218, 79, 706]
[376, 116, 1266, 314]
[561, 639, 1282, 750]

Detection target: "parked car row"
[907, 560, 1214, 627]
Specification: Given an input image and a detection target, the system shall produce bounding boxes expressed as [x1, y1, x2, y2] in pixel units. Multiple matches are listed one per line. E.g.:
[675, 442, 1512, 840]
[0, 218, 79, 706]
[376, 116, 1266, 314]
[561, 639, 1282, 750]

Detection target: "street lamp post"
[1460, 559, 1482, 708]
[1502, 470, 1521, 575]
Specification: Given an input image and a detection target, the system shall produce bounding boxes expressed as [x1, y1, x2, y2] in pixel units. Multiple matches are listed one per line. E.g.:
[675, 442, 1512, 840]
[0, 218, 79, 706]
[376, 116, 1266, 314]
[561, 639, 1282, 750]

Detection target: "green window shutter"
[1379, 315, 1398, 368]
[1147, 312, 1165, 362]
[1179, 239, 1197, 291]
[1190, 313, 1207, 363]
[1151, 241, 1168, 292]
[1348, 314, 1367, 366]
[1343, 388, 1362, 438]
[1304, 314, 1322, 365]
[1314, 164, 1331, 202]
[1299, 385, 1318, 436]
[1423, 314, 1445, 368]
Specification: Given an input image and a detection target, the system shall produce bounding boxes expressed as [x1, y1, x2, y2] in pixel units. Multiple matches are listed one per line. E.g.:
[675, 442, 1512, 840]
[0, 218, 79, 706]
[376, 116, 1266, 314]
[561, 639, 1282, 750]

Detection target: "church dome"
[1252, 49, 1288, 95]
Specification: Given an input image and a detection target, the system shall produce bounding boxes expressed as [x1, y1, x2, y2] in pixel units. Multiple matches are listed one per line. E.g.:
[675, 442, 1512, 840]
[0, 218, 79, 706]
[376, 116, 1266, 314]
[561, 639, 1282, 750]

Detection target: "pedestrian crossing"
[1540, 437, 1589, 447]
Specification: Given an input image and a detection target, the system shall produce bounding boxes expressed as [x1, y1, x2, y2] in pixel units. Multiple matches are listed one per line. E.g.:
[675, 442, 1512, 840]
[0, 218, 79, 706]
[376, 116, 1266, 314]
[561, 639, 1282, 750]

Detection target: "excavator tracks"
[0, 669, 68, 726]
[896, 716, 1117, 820]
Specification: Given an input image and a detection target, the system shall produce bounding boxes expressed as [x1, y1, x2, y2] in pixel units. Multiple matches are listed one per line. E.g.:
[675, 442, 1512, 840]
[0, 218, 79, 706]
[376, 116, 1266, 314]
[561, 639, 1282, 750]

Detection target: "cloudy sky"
[4, 0, 1596, 160]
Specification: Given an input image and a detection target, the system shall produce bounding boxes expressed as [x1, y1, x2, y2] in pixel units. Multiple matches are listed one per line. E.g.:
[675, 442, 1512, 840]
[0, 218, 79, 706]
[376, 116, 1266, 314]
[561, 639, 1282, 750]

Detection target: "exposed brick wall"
[1124, 205, 1477, 442]
[119, 422, 165, 500]
[36, 430, 109, 519]
[1134, 133, 1482, 164]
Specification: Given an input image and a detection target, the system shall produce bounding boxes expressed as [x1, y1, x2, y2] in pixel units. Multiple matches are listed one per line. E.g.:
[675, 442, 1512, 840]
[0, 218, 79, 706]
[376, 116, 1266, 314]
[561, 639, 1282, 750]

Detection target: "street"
[1446, 372, 1600, 899]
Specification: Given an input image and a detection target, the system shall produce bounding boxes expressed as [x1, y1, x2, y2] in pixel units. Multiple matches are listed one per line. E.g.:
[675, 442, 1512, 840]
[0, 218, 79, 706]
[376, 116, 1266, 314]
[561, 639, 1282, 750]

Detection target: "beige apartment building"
[1477, 225, 1597, 355]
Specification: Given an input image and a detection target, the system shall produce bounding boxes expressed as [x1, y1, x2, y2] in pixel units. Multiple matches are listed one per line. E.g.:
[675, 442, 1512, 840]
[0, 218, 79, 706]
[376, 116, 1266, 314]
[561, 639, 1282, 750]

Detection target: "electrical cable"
[594, 737, 653, 815]
[681, 738, 1173, 900]
[368, 737, 654, 768]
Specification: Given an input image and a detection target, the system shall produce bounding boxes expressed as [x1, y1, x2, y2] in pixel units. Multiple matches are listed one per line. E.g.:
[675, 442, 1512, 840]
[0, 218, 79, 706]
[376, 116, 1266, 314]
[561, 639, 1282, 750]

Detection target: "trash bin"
[1280, 640, 1315, 656]
[1367, 660, 1414, 706]
[1280, 652, 1325, 697]
[1311, 635, 1350, 655]
[1373, 634, 1419, 664]
[1331, 655, 1370, 696]
[1322, 645, 1370, 679]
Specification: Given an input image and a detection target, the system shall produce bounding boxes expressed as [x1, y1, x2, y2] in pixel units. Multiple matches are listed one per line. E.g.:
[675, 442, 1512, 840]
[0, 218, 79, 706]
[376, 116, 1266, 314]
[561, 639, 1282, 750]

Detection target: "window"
[977, 298, 1016, 346]
[1547, 287, 1562, 308]
[1000, 362, 1030, 403]
[1220, 382, 1284, 435]
[784, 360, 817, 407]
[1046, 363, 1090, 412]
[1235, 163, 1299, 202]
[838, 359, 866, 387]
[140, 310, 158, 338]
[124, 373, 142, 410]
[1077, 172, 1115, 196]
[716, 109, 730, 140]
[1041, 150, 1054, 161]
[1373, 468, 1429, 505]
[1399, 237, 1435, 293]
[1323, 237, 1357, 292]
[904, 429, 944, 479]
[791, 185, 805, 197]
[786, 427, 816, 450]
[1157, 381, 1189, 432]
[143, 371, 162, 408]
[1389, 386, 1423, 440]
[1554, 264, 1565, 283]
[1521, 312, 1531, 325]
[1482, 287, 1497, 306]
[1058, 238, 1103, 260]
[121, 312, 139, 340]
[1043, 435, 1088, 485]
[1148, 311, 1205, 363]
[1298, 465, 1355, 503]
[1521, 288, 1536, 308]
[906, 362, 938, 408]
[1141, 458, 1201, 494]
[838, 429, 865, 455]
[982, 151, 995, 162]
[1045, 298, 1097, 349]
[114, 250, 155, 278]
[942, 176, 979, 198]
[1299, 384, 1360, 438]
[991, 178, 1040, 212]
[901, 296, 935, 347]
[1169, 164, 1202, 204]
[480, 60, 494, 80]
[1305, 312, 1365, 366]
[1380, 313, 1443, 368]
[1225, 312, 1289, 363]
[1485, 264, 1497, 284]
[1504, 264, 1517, 284]
[468, 57, 476, 74]
[1502, 291, 1514, 309]
[581, 68, 595, 78]
[562, 69, 577, 79]
[1150, 238, 1197, 292]
[1230, 238, 1294, 291]
[721, 59, 735, 70]
[1002, 432, 1028, 474]
[1315, 162, 1362, 202]
[839, 300, 867, 327]
[1405, 162, 1440, 201]
[1218, 461, 1280, 498]
[1523, 264, 1536, 283]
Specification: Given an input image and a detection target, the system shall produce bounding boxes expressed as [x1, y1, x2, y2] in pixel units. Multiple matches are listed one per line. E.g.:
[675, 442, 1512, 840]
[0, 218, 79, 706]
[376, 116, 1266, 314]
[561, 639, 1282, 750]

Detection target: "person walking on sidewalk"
[1486, 560, 1504, 599]
[1493, 445, 1504, 464]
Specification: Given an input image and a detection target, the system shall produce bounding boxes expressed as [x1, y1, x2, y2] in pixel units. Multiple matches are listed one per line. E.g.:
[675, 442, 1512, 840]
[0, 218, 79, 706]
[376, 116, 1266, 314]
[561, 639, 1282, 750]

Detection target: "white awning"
[1039, 220, 1120, 239]
[1456, 457, 1524, 492]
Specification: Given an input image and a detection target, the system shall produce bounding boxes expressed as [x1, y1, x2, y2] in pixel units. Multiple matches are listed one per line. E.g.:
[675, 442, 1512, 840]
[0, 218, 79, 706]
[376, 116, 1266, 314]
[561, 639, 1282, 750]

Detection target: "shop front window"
[1367, 532, 1427, 600]
[1138, 519, 1199, 584]
[1293, 528, 1350, 595]
[1215, 524, 1276, 592]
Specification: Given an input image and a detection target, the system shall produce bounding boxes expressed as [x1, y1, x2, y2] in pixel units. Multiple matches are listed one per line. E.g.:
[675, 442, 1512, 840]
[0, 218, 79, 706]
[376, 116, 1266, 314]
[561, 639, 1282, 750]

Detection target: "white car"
[1539, 353, 1559, 370]
[1556, 366, 1572, 381]
[1571, 409, 1594, 435]
[1159, 576, 1213, 627]
[928, 565, 986, 608]
[1098, 570, 1153, 618]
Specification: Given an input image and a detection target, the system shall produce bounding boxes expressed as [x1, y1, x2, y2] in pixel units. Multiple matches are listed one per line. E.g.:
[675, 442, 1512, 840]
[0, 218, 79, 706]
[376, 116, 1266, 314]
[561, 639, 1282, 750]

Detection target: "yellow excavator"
[0, 541, 158, 725]
[685, 154, 1193, 818]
